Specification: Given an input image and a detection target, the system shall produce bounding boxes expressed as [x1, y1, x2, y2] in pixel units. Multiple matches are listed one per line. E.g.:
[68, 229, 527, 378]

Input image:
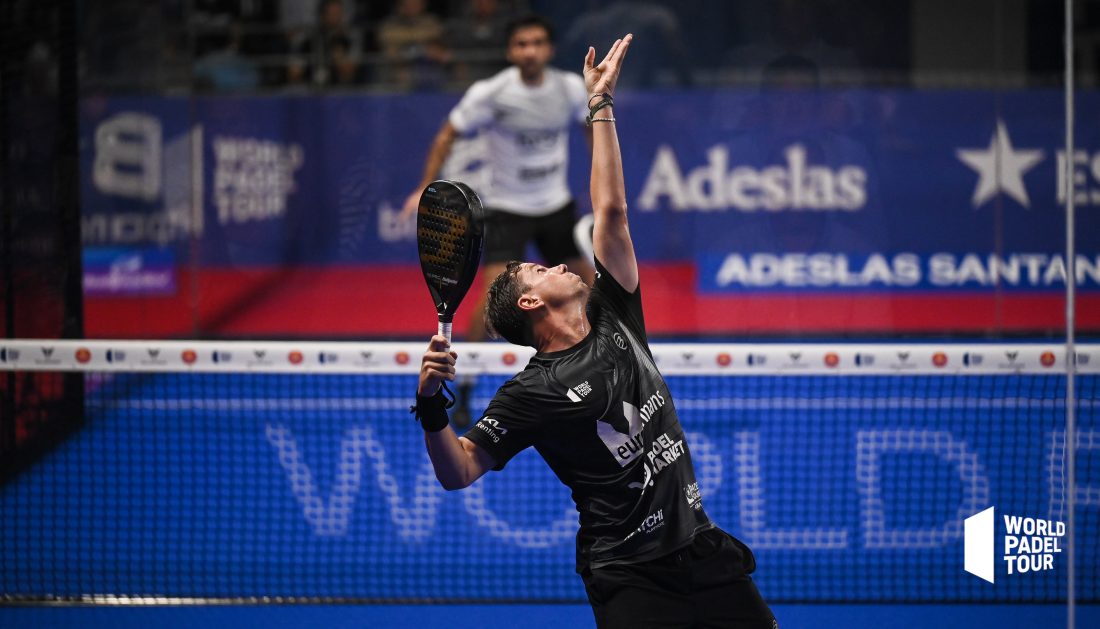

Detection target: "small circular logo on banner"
[288, 351, 303, 365]
[1041, 351, 1056, 367]
[181, 350, 197, 364]
[824, 352, 839, 367]
[502, 352, 517, 366]
[395, 351, 410, 365]
[933, 352, 948, 367]
[716, 353, 732, 367]
[75, 348, 91, 363]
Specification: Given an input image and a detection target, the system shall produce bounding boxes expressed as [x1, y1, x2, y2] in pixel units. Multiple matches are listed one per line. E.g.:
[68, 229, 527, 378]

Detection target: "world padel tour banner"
[79, 91, 1100, 336]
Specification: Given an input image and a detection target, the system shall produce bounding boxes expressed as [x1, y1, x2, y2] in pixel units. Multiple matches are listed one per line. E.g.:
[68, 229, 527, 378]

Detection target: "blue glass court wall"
[0, 341, 1096, 603]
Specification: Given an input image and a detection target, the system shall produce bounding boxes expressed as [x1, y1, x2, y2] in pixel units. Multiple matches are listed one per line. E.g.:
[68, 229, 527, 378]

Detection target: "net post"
[0, 0, 13, 462]
[1063, 0, 1077, 626]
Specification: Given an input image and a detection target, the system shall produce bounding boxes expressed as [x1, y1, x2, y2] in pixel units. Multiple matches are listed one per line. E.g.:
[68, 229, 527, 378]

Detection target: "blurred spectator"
[289, 0, 363, 86]
[561, 0, 691, 88]
[281, 0, 364, 48]
[83, 1, 167, 90]
[193, 24, 261, 91]
[446, 0, 519, 82]
[377, 0, 451, 90]
[191, 0, 287, 88]
[282, 0, 324, 42]
[238, 2, 290, 87]
[723, 0, 861, 85]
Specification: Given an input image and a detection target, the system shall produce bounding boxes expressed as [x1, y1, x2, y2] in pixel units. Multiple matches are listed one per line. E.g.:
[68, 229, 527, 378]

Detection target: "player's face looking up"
[507, 26, 553, 81]
[518, 262, 588, 309]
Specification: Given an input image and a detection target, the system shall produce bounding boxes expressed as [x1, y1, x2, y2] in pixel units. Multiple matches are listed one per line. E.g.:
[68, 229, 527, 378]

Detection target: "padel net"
[1, 340, 1095, 603]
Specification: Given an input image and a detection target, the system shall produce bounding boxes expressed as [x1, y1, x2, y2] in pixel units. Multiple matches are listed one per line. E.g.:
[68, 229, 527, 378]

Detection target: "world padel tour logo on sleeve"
[964, 506, 1065, 583]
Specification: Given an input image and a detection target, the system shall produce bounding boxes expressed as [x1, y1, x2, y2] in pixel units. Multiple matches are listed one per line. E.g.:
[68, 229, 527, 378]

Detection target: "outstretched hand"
[583, 33, 633, 97]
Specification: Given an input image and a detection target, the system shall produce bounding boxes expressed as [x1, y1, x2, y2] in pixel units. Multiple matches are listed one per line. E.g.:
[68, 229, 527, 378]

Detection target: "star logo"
[956, 119, 1044, 208]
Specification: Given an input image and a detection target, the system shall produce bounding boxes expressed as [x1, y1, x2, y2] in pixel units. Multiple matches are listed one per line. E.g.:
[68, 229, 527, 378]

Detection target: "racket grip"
[437, 320, 452, 344]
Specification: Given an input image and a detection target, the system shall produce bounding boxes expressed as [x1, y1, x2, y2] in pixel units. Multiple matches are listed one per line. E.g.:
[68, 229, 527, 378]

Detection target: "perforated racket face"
[416, 180, 485, 321]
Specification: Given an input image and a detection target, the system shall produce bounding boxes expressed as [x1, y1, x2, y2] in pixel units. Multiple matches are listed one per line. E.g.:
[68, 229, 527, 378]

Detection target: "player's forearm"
[589, 108, 627, 217]
[424, 428, 475, 490]
[417, 123, 458, 188]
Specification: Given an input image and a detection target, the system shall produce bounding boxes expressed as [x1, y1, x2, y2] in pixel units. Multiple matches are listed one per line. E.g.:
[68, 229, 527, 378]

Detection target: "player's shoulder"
[547, 66, 584, 84]
[476, 66, 521, 91]
[589, 274, 643, 334]
[508, 361, 552, 390]
[485, 362, 555, 416]
[463, 66, 518, 100]
[491, 362, 536, 392]
[549, 67, 586, 98]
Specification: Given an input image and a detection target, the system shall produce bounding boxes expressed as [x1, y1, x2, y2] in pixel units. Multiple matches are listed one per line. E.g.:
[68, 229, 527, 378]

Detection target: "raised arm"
[583, 34, 637, 292]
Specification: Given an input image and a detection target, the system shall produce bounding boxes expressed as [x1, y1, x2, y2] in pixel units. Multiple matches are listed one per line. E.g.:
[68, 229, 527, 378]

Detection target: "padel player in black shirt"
[413, 34, 777, 629]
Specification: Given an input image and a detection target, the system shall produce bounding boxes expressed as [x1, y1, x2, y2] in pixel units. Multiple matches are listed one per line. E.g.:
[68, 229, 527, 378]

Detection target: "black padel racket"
[416, 180, 486, 342]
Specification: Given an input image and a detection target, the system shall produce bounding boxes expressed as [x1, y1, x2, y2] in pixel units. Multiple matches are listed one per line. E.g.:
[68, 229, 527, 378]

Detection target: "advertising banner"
[79, 91, 1100, 336]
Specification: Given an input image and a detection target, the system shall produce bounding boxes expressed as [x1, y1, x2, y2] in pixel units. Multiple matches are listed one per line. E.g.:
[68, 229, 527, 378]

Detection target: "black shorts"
[581, 528, 777, 629]
[483, 200, 583, 265]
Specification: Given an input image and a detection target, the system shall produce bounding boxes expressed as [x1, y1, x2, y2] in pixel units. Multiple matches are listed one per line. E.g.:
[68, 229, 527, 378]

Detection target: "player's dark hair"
[505, 14, 555, 44]
[485, 261, 535, 348]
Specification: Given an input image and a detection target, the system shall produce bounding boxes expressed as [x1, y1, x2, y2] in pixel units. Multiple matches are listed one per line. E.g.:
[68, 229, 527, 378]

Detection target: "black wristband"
[586, 94, 614, 126]
[410, 388, 451, 432]
[588, 91, 613, 108]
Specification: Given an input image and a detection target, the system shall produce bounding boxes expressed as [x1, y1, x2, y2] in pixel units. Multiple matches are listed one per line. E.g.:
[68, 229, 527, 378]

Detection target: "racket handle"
[438, 320, 452, 344]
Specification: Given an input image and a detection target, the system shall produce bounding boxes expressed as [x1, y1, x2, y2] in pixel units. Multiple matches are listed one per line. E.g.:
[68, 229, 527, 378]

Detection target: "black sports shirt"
[463, 257, 713, 571]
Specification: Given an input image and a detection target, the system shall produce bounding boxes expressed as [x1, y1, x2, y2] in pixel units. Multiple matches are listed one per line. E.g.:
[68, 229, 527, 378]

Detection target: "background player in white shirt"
[403, 14, 596, 425]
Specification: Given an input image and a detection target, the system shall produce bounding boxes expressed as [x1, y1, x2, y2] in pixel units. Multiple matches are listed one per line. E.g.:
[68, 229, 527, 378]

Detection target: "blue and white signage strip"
[0, 340, 534, 375]
[649, 343, 1100, 375]
[0, 341, 1096, 376]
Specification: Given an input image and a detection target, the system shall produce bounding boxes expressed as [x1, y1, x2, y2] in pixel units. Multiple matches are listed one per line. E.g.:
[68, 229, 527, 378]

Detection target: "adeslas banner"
[79, 90, 1100, 335]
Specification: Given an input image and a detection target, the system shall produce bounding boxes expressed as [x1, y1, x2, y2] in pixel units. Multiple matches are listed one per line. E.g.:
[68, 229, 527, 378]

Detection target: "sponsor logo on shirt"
[476, 417, 508, 443]
[514, 129, 559, 149]
[685, 482, 703, 510]
[628, 431, 687, 497]
[565, 380, 592, 403]
[644, 432, 687, 478]
[597, 391, 666, 467]
[612, 332, 627, 350]
[518, 163, 561, 181]
[623, 508, 666, 542]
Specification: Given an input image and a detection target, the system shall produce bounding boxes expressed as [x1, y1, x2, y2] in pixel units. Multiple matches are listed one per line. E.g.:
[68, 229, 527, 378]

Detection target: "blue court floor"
[1, 604, 1097, 628]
